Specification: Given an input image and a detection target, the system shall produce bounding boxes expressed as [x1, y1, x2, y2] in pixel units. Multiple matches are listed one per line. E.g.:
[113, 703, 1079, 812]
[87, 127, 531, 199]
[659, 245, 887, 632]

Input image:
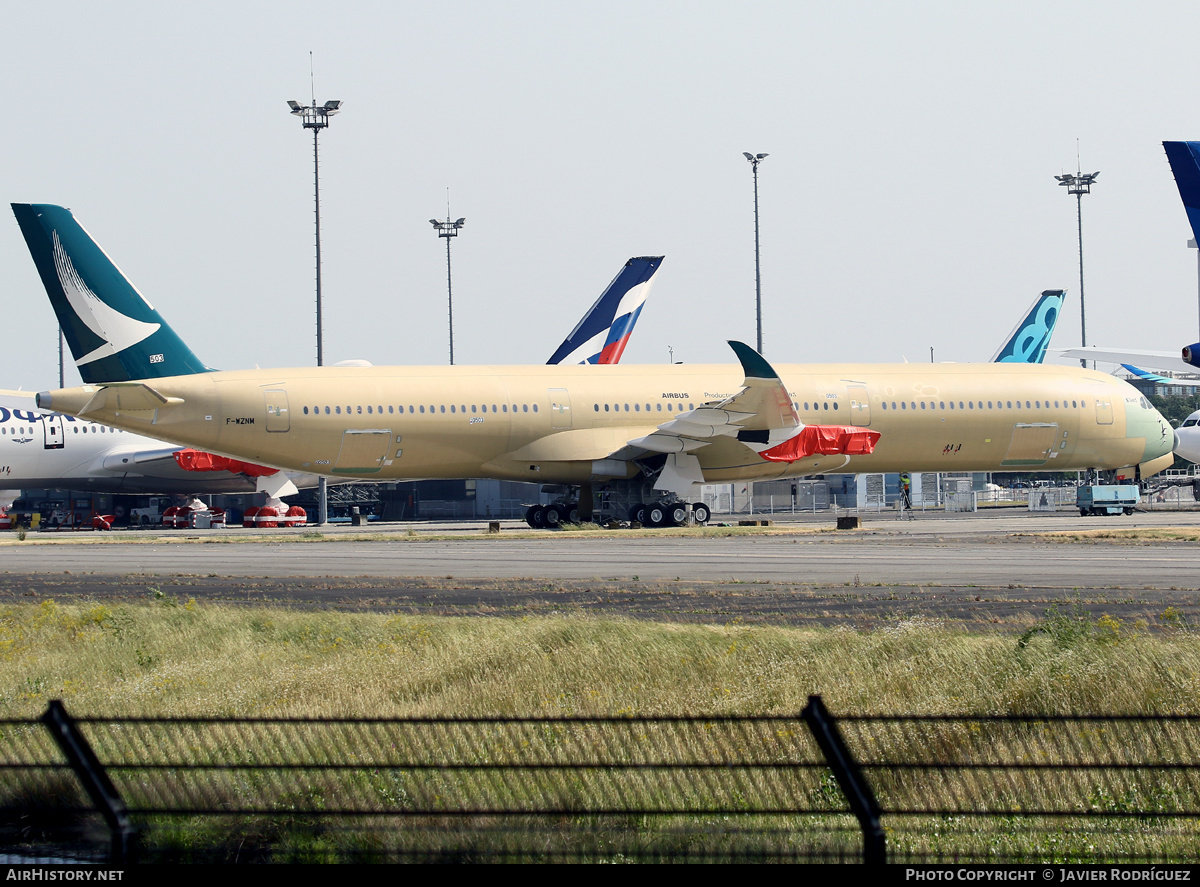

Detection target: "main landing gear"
[627, 501, 710, 527]
[523, 502, 580, 529]
[524, 499, 710, 528]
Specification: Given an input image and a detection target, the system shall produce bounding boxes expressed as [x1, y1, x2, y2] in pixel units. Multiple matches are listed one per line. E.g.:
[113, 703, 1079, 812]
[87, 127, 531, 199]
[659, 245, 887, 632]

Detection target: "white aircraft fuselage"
[0, 390, 318, 495]
[38, 360, 1176, 488]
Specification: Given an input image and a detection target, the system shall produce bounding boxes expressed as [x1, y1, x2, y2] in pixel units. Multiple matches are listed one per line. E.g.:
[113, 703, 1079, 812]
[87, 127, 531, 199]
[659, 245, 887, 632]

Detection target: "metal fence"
[3, 699, 1199, 864]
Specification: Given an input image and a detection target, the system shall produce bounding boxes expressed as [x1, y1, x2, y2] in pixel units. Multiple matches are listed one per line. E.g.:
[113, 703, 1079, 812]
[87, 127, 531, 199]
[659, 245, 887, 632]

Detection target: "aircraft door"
[333, 429, 391, 474]
[1001, 423, 1059, 466]
[1095, 397, 1114, 425]
[548, 389, 572, 430]
[43, 415, 64, 450]
[846, 385, 871, 427]
[264, 389, 290, 432]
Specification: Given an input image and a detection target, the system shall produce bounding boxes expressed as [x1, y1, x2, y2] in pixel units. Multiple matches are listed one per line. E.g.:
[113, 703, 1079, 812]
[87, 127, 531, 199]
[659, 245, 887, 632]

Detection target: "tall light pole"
[287, 94, 342, 525]
[744, 152, 768, 353]
[430, 215, 465, 364]
[1055, 168, 1099, 368]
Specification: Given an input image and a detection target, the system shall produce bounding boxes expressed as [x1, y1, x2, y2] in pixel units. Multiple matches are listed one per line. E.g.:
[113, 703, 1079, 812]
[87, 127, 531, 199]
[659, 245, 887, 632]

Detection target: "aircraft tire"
[525, 505, 541, 528]
[628, 504, 646, 524]
[566, 505, 579, 524]
[646, 505, 666, 527]
[692, 503, 711, 525]
[668, 504, 689, 527]
[529, 505, 548, 529]
[544, 505, 562, 527]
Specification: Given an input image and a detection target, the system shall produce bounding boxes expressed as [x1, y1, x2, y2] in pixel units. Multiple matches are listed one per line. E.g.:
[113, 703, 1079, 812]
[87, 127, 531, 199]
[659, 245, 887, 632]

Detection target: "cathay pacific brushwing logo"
[52, 230, 159, 366]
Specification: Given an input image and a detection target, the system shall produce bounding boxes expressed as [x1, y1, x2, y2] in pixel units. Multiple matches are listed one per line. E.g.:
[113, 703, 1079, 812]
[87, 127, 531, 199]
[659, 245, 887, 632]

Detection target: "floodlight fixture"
[286, 98, 344, 130]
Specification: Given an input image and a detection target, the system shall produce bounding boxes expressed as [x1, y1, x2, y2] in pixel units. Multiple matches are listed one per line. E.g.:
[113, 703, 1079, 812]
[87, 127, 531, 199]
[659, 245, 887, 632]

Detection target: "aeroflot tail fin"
[991, 289, 1065, 363]
[1164, 142, 1200, 242]
[12, 203, 212, 384]
[547, 256, 663, 365]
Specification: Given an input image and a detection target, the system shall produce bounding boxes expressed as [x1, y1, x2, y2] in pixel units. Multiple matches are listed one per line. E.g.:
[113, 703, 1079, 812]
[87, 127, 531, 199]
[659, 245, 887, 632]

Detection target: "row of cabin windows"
[1, 425, 118, 435]
[594, 402, 695, 413]
[301, 403, 540, 416]
[295, 396, 1095, 419]
[878, 398, 1089, 412]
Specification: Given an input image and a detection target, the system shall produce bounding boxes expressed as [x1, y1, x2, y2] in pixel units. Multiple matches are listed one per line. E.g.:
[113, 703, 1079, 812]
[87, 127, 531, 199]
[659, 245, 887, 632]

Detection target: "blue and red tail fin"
[547, 256, 663, 365]
[991, 289, 1064, 364]
[12, 203, 211, 384]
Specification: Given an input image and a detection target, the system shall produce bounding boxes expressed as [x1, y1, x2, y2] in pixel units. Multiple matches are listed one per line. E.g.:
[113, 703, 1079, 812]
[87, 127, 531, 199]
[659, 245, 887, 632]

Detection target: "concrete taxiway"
[2, 509, 1197, 588]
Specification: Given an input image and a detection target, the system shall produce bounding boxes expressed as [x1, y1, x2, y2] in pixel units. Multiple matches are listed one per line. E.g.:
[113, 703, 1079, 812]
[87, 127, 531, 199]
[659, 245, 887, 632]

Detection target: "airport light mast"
[287, 94, 342, 526]
[744, 152, 768, 353]
[430, 215, 465, 365]
[1055, 168, 1099, 368]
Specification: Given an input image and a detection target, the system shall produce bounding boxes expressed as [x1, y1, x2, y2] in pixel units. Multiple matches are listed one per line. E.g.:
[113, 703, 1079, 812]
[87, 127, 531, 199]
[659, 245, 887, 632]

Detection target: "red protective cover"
[174, 448, 279, 477]
[760, 426, 881, 463]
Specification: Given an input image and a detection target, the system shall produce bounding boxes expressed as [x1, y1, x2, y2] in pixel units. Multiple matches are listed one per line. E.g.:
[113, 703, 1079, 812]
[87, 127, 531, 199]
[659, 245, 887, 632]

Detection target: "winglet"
[727, 340, 779, 380]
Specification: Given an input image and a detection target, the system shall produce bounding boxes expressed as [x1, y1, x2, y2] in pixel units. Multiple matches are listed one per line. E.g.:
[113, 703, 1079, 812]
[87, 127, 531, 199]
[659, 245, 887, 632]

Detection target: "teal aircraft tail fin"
[12, 203, 211, 384]
[991, 290, 1065, 363]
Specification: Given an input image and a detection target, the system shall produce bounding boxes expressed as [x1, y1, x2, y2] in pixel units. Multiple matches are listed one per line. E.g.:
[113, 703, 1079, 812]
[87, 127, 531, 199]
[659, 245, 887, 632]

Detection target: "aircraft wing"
[625, 340, 798, 459]
[607, 341, 877, 496]
[1052, 346, 1195, 374]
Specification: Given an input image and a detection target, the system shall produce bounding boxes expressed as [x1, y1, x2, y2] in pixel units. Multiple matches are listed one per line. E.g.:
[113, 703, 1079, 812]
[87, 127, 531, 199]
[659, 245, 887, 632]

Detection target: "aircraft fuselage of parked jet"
[38, 357, 1175, 493]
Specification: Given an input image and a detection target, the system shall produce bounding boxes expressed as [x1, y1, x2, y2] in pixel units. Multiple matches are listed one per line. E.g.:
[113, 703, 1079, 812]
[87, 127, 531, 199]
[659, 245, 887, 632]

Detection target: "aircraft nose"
[1175, 428, 1200, 465]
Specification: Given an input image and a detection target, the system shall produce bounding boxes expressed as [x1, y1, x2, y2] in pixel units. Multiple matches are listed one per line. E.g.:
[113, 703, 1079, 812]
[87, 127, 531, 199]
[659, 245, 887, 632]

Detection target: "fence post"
[801, 694, 886, 864]
[41, 700, 136, 864]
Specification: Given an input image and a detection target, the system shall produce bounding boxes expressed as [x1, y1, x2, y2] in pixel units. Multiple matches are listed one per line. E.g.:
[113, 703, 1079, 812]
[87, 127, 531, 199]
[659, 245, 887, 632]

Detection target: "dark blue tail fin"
[12, 203, 211, 384]
[1164, 142, 1200, 242]
[547, 256, 663, 365]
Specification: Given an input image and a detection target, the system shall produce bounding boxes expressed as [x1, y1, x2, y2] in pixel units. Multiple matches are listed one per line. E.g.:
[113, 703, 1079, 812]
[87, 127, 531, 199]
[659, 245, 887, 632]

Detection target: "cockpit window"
[1183, 418, 1198, 428]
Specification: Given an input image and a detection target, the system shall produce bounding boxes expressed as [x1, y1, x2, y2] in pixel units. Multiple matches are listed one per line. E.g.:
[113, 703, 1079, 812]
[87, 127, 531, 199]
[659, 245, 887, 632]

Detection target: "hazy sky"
[5, 1, 1200, 386]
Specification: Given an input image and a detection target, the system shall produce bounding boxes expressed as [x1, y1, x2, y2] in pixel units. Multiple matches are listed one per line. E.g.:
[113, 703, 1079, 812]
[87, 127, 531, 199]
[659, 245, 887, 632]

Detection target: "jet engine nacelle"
[1183, 344, 1200, 367]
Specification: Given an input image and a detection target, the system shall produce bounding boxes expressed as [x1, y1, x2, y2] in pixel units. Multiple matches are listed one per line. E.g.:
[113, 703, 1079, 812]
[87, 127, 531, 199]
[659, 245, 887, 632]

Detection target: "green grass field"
[2, 595, 1198, 717]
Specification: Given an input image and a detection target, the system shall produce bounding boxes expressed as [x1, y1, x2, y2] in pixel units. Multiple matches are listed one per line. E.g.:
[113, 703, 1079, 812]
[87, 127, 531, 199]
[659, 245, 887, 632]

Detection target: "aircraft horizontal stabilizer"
[100, 446, 187, 471]
[78, 383, 183, 420]
[759, 425, 881, 463]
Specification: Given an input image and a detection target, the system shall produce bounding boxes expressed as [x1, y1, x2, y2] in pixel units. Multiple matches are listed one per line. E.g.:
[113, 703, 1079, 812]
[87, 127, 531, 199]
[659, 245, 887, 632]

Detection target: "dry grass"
[2, 598, 1199, 718]
[1017, 527, 1200, 543]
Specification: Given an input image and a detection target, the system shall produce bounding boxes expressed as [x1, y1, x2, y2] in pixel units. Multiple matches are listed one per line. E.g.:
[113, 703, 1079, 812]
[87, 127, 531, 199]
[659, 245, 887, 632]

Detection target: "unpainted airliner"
[16, 204, 1175, 526]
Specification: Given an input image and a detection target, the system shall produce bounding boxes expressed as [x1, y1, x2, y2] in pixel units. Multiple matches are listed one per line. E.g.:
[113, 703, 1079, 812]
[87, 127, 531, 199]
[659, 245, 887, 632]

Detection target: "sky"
[4, 1, 1200, 387]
